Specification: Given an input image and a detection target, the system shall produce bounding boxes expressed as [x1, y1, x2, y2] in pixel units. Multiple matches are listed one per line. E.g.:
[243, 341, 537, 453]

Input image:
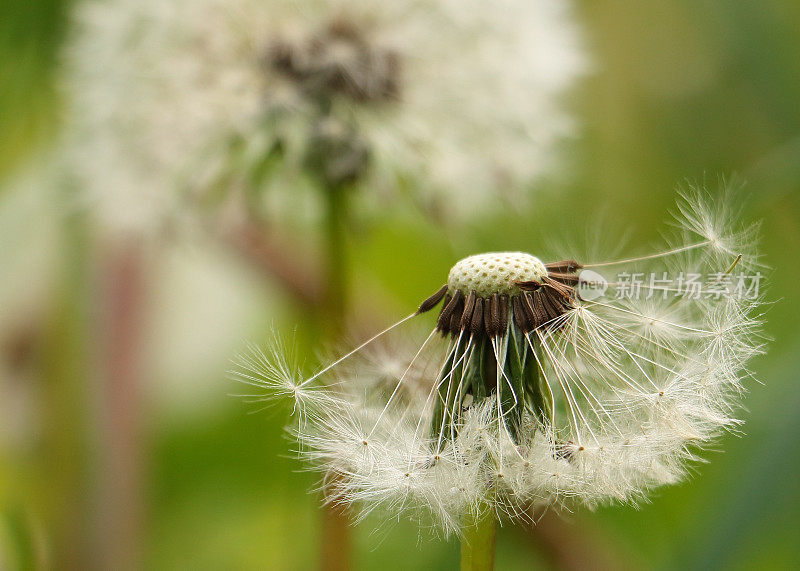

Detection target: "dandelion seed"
[238, 189, 766, 533]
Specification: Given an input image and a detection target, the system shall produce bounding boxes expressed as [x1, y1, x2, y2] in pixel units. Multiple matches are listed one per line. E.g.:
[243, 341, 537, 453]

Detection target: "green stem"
[319, 181, 352, 571]
[322, 182, 348, 333]
[461, 507, 497, 571]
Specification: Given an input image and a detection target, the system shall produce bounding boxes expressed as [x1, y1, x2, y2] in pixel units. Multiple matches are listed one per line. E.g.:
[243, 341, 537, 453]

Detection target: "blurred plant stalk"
[318, 179, 353, 571]
[95, 238, 147, 570]
[39, 187, 148, 568]
[38, 187, 92, 570]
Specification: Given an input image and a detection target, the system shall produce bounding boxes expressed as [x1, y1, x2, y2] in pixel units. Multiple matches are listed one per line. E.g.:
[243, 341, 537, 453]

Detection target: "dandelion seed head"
[242, 188, 766, 533]
[447, 252, 548, 298]
[62, 0, 589, 231]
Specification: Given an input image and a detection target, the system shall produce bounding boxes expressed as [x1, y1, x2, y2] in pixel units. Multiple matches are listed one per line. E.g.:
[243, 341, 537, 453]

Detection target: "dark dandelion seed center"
[418, 258, 582, 339]
[268, 19, 401, 103]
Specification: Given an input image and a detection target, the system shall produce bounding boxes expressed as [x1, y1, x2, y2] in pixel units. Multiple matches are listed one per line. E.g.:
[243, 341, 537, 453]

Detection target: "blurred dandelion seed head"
[267, 18, 401, 105]
[234, 188, 767, 533]
[63, 0, 589, 233]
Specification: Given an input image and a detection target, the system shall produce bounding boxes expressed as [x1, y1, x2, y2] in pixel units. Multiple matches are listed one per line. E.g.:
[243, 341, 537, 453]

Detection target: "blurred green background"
[1, 0, 799, 569]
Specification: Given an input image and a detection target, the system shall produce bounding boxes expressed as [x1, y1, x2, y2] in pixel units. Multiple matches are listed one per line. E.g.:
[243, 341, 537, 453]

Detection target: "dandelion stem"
[461, 507, 497, 571]
[319, 179, 353, 571]
[323, 182, 349, 333]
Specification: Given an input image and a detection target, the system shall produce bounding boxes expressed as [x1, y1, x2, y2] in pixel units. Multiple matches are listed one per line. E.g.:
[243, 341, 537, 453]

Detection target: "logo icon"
[577, 269, 607, 301]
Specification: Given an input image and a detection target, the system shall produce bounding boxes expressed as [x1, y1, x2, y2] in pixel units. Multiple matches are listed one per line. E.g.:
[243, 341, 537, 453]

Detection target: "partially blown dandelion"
[233, 190, 766, 534]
